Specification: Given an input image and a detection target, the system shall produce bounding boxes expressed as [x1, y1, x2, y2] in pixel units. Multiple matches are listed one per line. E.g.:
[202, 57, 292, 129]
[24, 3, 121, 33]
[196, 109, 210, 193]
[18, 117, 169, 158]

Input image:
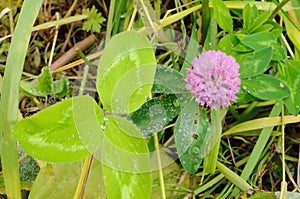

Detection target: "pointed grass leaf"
[152, 64, 189, 94]
[11, 96, 104, 162]
[129, 94, 181, 136]
[280, 60, 300, 115]
[241, 75, 290, 100]
[216, 162, 252, 191]
[174, 100, 210, 174]
[97, 31, 156, 114]
[283, 8, 300, 54]
[101, 116, 151, 199]
[239, 47, 272, 78]
[212, 0, 233, 33]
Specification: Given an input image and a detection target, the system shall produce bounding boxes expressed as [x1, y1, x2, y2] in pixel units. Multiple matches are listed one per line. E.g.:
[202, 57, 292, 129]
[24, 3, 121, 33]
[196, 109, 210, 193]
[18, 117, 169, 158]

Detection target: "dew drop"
[192, 147, 200, 154]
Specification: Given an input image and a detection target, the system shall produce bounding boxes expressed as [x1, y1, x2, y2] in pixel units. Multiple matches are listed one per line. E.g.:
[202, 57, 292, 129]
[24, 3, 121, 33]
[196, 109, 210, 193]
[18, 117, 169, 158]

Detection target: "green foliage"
[11, 96, 104, 162]
[152, 65, 189, 94]
[212, 0, 233, 33]
[240, 32, 286, 60]
[11, 31, 154, 198]
[130, 94, 181, 136]
[82, 5, 106, 32]
[248, 11, 270, 33]
[28, 161, 105, 199]
[279, 60, 300, 115]
[181, 18, 200, 75]
[20, 67, 68, 97]
[2, 0, 300, 198]
[218, 4, 290, 104]
[241, 75, 290, 100]
[101, 116, 152, 199]
[97, 30, 156, 114]
[239, 47, 272, 79]
[174, 100, 210, 174]
[36, 67, 53, 93]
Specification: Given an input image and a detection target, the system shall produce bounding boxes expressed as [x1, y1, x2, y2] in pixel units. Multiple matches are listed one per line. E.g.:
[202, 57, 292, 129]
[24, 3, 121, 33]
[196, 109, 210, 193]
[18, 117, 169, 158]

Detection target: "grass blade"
[0, 0, 43, 198]
[216, 161, 252, 191]
[231, 101, 283, 196]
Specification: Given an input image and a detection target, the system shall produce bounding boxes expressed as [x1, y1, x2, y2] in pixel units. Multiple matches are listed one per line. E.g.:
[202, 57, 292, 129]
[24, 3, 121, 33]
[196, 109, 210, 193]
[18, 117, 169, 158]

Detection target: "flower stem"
[204, 108, 227, 173]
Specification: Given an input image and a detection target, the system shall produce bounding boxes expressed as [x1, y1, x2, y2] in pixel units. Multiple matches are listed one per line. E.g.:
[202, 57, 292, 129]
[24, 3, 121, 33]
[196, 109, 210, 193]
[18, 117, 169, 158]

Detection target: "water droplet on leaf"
[192, 146, 200, 154]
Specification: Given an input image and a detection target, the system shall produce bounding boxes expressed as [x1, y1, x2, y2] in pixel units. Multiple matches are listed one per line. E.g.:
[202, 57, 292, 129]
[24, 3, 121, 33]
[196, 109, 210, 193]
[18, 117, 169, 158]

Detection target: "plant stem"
[73, 49, 94, 198]
[48, 12, 60, 67]
[154, 133, 166, 199]
[74, 155, 94, 199]
[105, 0, 115, 41]
[204, 108, 227, 173]
[280, 103, 287, 199]
[269, 0, 290, 20]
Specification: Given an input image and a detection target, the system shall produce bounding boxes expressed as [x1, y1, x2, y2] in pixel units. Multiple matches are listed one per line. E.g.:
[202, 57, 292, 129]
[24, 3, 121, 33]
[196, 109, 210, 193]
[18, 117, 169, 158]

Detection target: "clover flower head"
[185, 50, 240, 109]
